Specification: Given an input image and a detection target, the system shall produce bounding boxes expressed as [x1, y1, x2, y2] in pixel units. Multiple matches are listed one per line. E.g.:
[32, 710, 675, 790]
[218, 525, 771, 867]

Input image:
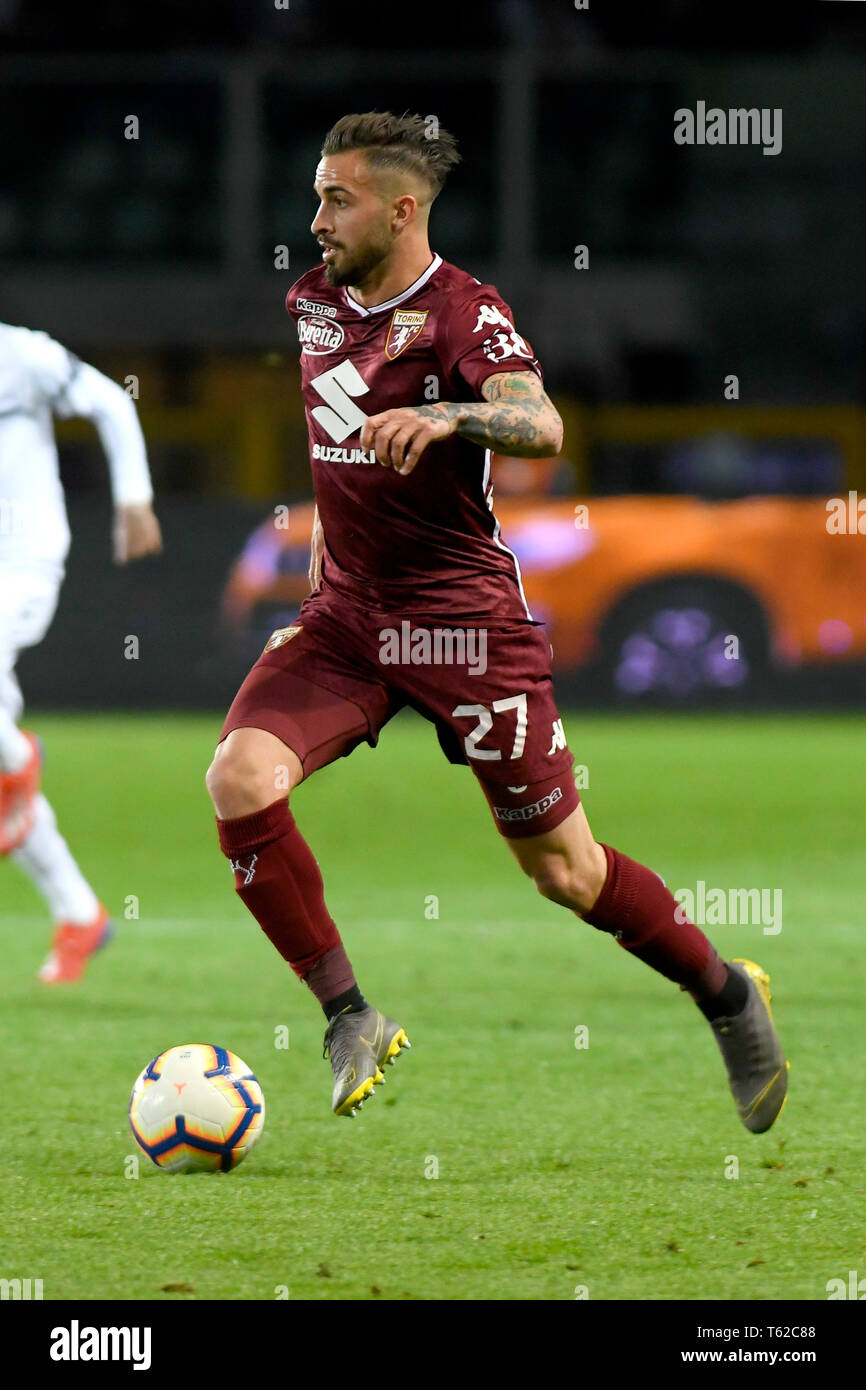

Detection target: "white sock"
[10, 794, 101, 925]
[0, 709, 32, 773]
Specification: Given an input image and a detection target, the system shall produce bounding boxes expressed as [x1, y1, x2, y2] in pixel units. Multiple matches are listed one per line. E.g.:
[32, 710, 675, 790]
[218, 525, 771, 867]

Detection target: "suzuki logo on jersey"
[385, 308, 429, 360]
[298, 315, 345, 355]
[312, 442, 376, 465]
[310, 359, 370, 443]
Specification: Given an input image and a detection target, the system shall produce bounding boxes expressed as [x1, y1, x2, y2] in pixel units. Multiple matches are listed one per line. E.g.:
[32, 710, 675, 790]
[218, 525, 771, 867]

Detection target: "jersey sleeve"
[16, 327, 80, 407]
[59, 361, 153, 505]
[439, 287, 544, 399]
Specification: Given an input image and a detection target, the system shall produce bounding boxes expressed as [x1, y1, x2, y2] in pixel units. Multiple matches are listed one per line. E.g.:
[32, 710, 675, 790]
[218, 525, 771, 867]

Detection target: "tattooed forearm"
[481, 372, 542, 402]
[414, 372, 563, 457]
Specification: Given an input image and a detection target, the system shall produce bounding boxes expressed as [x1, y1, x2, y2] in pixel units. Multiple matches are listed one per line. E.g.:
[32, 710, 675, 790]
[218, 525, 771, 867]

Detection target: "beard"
[323, 224, 394, 288]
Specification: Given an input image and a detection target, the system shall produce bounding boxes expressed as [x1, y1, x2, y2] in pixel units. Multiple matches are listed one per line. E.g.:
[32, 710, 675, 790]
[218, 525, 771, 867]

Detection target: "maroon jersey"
[285, 254, 544, 621]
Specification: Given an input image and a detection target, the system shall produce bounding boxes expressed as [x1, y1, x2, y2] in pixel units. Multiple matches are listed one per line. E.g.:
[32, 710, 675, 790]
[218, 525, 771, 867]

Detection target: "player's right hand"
[360, 404, 456, 476]
[113, 503, 163, 564]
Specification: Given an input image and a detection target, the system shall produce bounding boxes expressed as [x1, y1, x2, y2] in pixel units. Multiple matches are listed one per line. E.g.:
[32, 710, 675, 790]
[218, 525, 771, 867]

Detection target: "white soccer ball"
[129, 1043, 265, 1173]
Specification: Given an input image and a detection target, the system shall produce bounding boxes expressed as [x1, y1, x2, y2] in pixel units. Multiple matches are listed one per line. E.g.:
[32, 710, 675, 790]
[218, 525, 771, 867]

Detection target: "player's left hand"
[360, 405, 456, 476]
[113, 503, 163, 564]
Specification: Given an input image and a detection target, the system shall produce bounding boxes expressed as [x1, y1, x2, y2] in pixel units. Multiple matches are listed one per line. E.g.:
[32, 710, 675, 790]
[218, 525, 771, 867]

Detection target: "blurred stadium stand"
[1, 2, 864, 706]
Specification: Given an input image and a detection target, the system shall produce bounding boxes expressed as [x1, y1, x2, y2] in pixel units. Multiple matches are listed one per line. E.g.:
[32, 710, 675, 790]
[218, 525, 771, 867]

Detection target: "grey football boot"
[710, 959, 789, 1133]
[323, 1005, 410, 1116]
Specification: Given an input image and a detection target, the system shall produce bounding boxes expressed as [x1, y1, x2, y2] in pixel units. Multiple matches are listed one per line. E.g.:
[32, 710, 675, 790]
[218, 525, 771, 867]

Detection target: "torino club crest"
[385, 308, 429, 360]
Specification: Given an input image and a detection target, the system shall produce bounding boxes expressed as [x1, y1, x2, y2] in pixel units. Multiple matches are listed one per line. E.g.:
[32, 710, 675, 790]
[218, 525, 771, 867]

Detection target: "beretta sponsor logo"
[298, 316, 345, 354]
[296, 298, 338, 319]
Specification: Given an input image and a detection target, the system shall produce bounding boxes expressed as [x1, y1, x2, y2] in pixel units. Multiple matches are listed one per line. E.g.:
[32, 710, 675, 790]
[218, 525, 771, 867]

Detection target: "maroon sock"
[216, 798, 357, 1005]
[582, 844, 728, 999]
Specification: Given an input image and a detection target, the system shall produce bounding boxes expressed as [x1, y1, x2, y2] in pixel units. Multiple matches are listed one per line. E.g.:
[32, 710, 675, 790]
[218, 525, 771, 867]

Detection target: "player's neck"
[346, 241, 435, 310]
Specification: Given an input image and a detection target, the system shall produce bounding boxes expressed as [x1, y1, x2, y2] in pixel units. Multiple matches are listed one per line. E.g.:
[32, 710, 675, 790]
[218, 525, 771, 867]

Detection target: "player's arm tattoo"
[415, 372, 563, 457]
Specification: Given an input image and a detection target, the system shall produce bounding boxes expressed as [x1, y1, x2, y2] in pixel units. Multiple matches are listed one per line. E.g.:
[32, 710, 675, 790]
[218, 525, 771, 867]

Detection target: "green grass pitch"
[0, 711, 862, 1301]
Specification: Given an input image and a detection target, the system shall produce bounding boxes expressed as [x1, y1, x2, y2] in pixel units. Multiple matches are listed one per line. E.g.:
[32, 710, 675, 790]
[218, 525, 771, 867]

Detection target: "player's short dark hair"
[320, 111, 461, 200]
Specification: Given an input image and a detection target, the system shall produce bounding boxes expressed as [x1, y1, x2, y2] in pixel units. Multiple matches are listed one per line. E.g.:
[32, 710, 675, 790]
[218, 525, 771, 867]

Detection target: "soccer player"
[0, 323, 161, 981]
[207, 113, 788, 1129]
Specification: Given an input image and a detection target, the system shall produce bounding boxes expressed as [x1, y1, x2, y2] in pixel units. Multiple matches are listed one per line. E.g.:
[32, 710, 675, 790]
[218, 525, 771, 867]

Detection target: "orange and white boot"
[0, 731, 42, 854]
[38, 904, 114, 984]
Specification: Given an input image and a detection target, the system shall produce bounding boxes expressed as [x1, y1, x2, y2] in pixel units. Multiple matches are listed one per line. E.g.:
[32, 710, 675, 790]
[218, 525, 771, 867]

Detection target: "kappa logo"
[385, 308, 428, 360]
[230, 853, 259, 886]
[264, 625, 302, 653]
[472, 303, 534, 364]
[494, 787, 563, 822]
[296, 298, 338, 319]
[547, 718, 567, 756]
[298, 316, 345, 355]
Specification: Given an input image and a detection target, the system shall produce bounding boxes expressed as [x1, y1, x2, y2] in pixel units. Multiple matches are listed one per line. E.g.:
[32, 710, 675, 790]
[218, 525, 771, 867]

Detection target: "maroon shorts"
[220, 588, 579, 839]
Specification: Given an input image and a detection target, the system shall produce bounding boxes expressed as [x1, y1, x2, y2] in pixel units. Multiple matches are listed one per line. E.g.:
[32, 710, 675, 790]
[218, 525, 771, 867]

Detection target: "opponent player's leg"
[501, 790, 788, 1133]
[0, 632, 43, 852]
[0, 581, 111, 983]
[206, 652, 409, 1116]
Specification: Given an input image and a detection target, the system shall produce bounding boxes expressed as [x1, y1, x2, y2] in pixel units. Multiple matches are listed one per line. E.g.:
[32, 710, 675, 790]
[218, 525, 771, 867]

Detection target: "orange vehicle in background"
[221, 474, 866, 703]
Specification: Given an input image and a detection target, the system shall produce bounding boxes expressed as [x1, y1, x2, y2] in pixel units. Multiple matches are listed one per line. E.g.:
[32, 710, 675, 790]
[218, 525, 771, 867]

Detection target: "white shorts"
[0, 569, 62, 721]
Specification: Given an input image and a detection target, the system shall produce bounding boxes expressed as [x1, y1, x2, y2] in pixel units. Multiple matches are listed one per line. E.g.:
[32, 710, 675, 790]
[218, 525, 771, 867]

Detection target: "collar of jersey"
[342, 253, 443, 317]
